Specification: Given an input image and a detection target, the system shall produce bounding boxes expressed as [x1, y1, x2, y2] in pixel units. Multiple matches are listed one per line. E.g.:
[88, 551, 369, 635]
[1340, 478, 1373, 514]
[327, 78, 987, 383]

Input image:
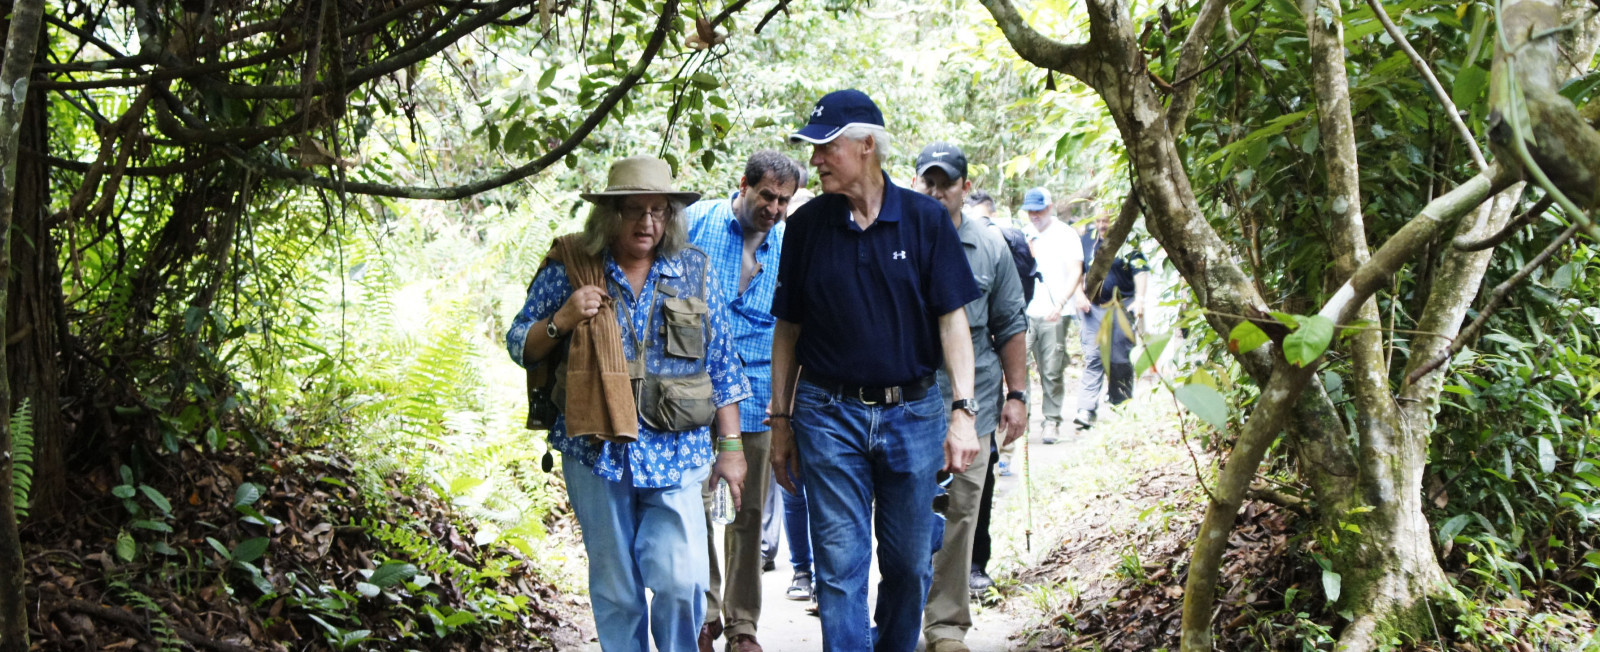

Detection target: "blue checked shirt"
[506, 249, 752, 488]
[685, 195, 784, 433]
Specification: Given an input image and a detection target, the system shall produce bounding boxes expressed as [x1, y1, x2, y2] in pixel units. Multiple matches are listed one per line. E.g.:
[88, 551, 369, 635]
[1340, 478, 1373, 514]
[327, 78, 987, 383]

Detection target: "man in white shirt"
[1020, 187, 1085, 444]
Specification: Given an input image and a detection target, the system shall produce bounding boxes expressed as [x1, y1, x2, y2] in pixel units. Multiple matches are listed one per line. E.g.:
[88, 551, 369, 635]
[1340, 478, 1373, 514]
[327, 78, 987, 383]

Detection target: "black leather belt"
[801, 370, 934, 405]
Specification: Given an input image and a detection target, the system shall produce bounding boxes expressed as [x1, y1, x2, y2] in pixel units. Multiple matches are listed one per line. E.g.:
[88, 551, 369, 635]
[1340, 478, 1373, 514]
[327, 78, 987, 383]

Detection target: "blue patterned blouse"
[506, 248, 752, 488]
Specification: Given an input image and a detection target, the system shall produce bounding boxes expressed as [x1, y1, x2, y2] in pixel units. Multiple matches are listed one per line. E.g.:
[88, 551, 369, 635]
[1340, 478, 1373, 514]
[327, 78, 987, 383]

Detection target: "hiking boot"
[1041, 421, 1060, 444]
[1073, 409, 1096, 430]
[726, 634, 763, 652]
[969, 568, 995, 592]
[698, 619, 722, 652]
[929, 638, 971, 652]
[786, 571, 814, 601]
[761, 556, 776, 572]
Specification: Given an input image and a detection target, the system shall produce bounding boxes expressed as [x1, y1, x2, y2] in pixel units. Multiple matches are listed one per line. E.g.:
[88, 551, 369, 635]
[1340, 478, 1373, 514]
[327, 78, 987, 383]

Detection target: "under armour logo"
[893, 251, 907, 260]
[812, 105, 824, 117]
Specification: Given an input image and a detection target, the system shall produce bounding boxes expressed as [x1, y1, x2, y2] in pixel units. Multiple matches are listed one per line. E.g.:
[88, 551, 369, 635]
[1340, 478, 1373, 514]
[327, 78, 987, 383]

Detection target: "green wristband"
[717, 439, 744, 453]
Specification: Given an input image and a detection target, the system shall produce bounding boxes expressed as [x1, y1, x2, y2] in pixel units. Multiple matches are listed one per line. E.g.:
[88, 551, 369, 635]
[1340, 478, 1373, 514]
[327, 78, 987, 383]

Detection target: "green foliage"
[9, 398, 32, 519]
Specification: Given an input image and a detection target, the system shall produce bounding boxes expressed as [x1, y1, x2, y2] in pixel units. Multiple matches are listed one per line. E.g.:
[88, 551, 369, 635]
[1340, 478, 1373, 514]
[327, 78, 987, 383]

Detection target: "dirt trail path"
[573, 397, 1091, 651]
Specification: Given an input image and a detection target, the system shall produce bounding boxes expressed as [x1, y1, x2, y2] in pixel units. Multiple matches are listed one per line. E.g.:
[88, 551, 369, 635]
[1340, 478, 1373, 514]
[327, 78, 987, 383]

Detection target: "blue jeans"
[782, 477, 811, 575]
[791, 379, 947, 652]
[564, 455, 710, 652]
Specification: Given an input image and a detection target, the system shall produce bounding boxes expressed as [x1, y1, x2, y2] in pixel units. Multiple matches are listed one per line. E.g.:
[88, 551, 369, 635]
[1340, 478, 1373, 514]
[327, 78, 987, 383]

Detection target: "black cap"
[915, 142, 967, 180]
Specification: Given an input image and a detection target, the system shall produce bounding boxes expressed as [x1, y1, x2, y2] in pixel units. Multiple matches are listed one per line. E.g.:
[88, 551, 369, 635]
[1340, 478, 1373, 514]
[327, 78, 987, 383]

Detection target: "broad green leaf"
[1551, 262, 1576, 290]
[116, 531, 136, 562]
[1135, 331, 1172, 377]
[130, 519, 172, 533]
[1200, 110, 1311, 167]
[1322, 370, 1344, 396]
[139, 485, 172, 514]
[442, 611, 477, 627]
[1452, 65, 1489, 109]
[356, 582, 381, 598]
[232, 537, 270, 564]
[1437, 513, 1470, 543]
[1097, 310, 1114, 372]
[690, 72, 720, 89]
[1283, 315, 1336, 367]
[1175, 383, 1229, 432]
[112, 485, 136, 499]
[1228, 321, 1269, 354]
[536, 66, 558, 90]
[1538, 437, 1558, 473]
[206, 537, 232, 559]
[234, 482, 264, 508]
[369, 562, 419, 588]
[1322, 569, 1342, 603]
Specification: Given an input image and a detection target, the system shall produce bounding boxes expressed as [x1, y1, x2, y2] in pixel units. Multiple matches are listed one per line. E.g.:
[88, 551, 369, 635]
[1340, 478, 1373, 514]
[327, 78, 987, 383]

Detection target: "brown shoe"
[726, 633, 763, 652]
[698, 620, 723, 652]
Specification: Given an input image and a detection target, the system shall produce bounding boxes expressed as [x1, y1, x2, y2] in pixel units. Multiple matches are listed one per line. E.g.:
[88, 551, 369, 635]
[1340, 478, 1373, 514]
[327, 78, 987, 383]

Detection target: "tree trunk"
[7, 38, 64, 522]
[0, 1, 49, 648]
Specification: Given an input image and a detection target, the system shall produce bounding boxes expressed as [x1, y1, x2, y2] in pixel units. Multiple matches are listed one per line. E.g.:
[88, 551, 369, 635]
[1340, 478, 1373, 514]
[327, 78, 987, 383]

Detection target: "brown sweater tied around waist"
[538, 234, 638, 443]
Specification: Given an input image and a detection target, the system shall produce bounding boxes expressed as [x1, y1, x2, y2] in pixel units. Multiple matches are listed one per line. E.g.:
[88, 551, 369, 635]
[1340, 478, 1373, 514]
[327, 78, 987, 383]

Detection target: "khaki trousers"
[1026, 316, 1071, 425]
[922, 430, 995, 643]
[701, 429, 773, 638]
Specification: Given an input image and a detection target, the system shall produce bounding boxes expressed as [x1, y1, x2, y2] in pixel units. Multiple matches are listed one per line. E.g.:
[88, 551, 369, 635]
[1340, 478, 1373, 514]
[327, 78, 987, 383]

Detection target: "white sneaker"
[1041, 421, 1060, 444]
[1073, 409, 1096, 430]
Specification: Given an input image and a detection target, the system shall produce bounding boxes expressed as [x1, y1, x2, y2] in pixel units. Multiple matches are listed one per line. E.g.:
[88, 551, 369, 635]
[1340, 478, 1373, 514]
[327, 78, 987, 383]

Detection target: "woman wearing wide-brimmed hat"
[507, 156, 751, 652]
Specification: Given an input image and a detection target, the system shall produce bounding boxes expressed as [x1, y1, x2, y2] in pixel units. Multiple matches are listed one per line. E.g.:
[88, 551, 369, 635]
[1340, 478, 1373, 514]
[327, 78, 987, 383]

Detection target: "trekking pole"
[1024, 420, 1033, 553]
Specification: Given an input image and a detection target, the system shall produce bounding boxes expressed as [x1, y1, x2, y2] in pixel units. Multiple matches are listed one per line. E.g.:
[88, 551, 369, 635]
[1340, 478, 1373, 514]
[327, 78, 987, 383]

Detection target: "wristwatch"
[1005, 390, 1027, 403]
[545, 319, 565, 340]
[951, 398, 979, 417]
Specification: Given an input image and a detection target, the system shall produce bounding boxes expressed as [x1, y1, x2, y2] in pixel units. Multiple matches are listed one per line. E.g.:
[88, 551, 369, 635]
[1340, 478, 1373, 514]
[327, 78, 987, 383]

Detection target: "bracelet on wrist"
[769, 413, 791, 420]
[716, 439, 744, 452]
[1006, 390, 1027, 403]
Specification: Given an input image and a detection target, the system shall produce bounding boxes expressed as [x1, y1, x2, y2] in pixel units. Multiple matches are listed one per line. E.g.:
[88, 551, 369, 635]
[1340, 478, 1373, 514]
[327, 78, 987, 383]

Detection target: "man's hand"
[709, 450, 748, 511]
[944, 412, 979, 473]
[999, 397, 1027, 446]
[1074, 291, 1093, 314]
[1131, 298, 1145, 320]
[770, 419, 802, 494]
[1044, 307, 1062, 323]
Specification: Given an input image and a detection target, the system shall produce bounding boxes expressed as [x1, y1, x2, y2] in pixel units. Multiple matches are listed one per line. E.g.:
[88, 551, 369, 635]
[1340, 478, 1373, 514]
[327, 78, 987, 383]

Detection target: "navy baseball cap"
[789, 89, 885, 144]
[1021, 187, 1052, 211]
[915, 143, 968, 180]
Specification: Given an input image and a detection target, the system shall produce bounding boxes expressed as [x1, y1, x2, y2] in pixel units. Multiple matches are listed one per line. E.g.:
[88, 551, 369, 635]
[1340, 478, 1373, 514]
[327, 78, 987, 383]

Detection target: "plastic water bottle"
[711, 478, 736, 525]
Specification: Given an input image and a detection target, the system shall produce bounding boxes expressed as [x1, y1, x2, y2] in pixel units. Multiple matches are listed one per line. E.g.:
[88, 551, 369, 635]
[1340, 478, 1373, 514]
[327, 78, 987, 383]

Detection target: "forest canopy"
[2, 0, 1600, 649]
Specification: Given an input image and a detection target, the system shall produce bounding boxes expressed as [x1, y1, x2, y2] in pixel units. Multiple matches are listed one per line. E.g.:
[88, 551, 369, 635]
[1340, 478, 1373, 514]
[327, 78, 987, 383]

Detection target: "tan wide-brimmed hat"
[579, 156, 701, 204]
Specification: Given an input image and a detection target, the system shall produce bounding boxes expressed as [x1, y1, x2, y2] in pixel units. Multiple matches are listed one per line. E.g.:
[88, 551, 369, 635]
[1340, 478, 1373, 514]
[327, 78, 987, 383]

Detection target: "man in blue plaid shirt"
[685, 150, 803, 652]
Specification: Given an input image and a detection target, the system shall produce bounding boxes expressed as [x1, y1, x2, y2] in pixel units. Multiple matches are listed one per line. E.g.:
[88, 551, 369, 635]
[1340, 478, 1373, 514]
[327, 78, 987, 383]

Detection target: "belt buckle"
[885, 386, 902, 405]
[856, 386, 879, 405]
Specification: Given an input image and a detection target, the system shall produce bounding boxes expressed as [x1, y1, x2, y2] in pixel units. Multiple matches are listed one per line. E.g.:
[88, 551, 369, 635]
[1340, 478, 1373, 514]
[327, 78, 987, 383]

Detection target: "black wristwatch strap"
[1006, 390, 1027, 402]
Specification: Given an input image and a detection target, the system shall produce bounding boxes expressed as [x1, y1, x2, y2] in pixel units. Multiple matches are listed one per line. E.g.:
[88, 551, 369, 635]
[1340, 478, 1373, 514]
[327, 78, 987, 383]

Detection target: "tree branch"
[1363, 0, 1489, 173]
[1452, 194, 1550, 251]
[1406, 218, 1578, 384]
[1083, 192, 1140, 295]
[1167, 0, 1233, 132]
[977, 0, 1099, 81]
[243, 0, 681, 200]
[1318, 167, 1516, 325]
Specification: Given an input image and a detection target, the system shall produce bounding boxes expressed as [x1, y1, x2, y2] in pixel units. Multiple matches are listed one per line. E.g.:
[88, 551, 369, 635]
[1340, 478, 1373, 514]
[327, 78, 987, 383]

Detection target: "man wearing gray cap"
[1020, 187, 1085, 445]
[912, 143, 1028, 652]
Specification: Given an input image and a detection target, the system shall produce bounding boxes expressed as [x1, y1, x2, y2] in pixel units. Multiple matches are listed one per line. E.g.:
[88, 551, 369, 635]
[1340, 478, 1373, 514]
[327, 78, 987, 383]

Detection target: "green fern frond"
[10, 398, 33, 519]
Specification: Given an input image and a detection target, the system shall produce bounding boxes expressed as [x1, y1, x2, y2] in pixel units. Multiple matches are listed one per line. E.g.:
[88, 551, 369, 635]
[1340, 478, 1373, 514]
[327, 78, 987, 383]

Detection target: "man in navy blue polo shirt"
[767, 89, 981, 652]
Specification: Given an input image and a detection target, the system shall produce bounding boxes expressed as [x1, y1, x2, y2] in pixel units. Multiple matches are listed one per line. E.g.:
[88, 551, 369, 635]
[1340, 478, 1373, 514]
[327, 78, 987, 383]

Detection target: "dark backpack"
[997, 225, 1040, 303]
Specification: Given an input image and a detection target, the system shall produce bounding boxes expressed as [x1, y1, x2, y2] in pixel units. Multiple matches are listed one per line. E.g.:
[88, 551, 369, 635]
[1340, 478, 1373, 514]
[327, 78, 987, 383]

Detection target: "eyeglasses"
[621, 204, 670, 224]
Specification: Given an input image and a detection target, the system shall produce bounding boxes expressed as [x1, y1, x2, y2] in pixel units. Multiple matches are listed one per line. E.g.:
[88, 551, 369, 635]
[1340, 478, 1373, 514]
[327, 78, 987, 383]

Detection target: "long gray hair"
[578, 196, 691, 259]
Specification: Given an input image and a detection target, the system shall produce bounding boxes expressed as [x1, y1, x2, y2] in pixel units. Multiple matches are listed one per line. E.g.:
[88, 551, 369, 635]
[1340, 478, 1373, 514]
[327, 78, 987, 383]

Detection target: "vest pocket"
[661, 297, 708, 359]
[638, 373, 717, 431]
